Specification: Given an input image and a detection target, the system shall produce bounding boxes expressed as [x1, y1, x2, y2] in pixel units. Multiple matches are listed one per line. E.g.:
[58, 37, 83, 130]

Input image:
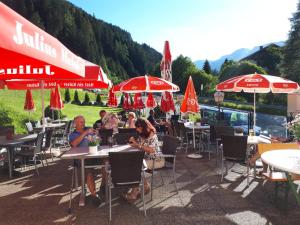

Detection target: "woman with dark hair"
[126, 118, 165, 202]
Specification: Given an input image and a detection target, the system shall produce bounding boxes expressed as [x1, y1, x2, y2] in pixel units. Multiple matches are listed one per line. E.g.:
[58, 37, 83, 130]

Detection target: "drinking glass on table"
[107, 136, 113, 148]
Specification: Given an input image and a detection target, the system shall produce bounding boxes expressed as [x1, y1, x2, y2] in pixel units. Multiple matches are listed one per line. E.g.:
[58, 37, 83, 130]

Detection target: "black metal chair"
[149, 135, 180, 200]
[17, 132, 45, 176]
[42, 129, 54, 162]
[118, 128, 136, 134]
[220, 135, 248, 182]
[114, 133, 138, 145]
[108, 151, 146, 221]
[53, 120, 73, 150]
[98, 128, 113, 145]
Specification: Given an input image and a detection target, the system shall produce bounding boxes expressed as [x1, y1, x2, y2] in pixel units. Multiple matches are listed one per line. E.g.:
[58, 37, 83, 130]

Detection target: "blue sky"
[68, 0, 298, 61]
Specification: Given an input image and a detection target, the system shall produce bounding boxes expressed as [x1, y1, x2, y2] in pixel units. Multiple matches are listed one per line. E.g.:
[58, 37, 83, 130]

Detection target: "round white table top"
[261, 149, 300, 175]
[184, 122, 210, 130]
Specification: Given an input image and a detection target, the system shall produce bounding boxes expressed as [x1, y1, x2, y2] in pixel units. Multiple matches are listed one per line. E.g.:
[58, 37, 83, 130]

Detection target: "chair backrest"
[118, 128, 137, 134]
[178, 122, 187, 137]
[44, 129, 53, 149]
[25, 122, 33, 132]
[162, 135, 180, 163]
[257, 142, 299, 155]
[171, 121, 180, 137]
[98, 128, 113, 145]
[64, 120, 73, 136]
[221, 135, 248, 160]
[109, 151, 145, 187]
[0, 126, 14, 136]
[34, 132, 45, 155]
[215, 126, 234, 139]
[114, 133, 137, 145]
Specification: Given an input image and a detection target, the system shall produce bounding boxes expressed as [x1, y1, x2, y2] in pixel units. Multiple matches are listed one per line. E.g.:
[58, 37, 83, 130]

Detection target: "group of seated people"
[68, 110, 166, 207]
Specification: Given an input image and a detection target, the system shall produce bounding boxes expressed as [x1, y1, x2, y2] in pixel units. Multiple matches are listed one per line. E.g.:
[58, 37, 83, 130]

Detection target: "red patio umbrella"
[133, 93, 145, 109]
[161, 91, 175, 113]
[24, 89, 35, 121]
[160, 41, 175, 113]
[54, 86, 64, 110]
[107, 88, 118, 107]
[216, 73, 299, 128]
[0, 2, 100, 81]
[123, 93, 132, 110]
[112, 75, 179, 93]
[146, 93, 157, 109]
[50, 89, 56, 110]
[181, 76, 200, 114]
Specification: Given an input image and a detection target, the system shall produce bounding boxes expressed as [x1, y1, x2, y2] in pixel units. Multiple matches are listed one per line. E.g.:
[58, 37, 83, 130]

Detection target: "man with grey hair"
[69, 115, 103, 207]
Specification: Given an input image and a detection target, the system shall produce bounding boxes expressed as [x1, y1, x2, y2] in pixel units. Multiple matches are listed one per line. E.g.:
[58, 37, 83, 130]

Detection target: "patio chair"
[171, 120, 180, 138]
[108, 151, 146, 222]
[178, 122, 194, 153]
[114, 132, 138, 145]
[42, 129, 54, 162]
[53, 120, 73, 150]
[118, 128, 136, 134]
[16, 132, 45, 176]
[255, 143, 299, 205]
[149, 135, 180, 200]
[98, 128, 113, 145]
[0, 126, 14, 136]
[25, 122, 34, 134]
[220, 135, 248, 182]
[214, 125, 234, 164]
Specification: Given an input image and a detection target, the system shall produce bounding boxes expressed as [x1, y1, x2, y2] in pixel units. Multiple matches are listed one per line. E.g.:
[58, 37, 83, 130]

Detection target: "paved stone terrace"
[0, 151, 299, 225]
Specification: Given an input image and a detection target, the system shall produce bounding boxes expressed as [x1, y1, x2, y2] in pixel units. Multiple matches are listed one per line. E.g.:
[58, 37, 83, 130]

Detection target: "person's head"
[128, 112, 136, 121]
[74, 115, 85, 131]
[149, 109, 154, 116]
[135, 118, 156, 138]
[99, 110, 106, 119]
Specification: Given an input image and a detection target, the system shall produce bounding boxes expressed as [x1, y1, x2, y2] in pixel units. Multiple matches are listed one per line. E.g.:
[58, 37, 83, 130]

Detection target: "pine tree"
[64, 89, 71, 103]
[94, 93, 104, 106]
[202, 59, 212, 74]
[71, 90, 80, 105]
[282, 1, 300, 82]
[82, 92, 91, 105]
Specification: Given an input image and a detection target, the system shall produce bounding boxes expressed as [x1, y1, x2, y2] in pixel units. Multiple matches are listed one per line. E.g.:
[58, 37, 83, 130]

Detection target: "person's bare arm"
[70, 128, 95, 147]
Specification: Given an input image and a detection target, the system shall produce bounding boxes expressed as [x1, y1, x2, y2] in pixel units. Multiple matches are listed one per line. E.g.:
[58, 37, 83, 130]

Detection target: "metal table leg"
[7, 147, 14, 178]
[79, 158, 86, 206]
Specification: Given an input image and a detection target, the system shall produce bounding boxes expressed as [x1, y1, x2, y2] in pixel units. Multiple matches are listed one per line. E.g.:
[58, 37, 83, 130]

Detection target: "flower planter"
[89, 146, 98, 154]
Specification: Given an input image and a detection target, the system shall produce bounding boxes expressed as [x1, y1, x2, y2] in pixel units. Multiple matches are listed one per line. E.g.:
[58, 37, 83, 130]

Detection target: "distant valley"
[194, 41, 285, 71]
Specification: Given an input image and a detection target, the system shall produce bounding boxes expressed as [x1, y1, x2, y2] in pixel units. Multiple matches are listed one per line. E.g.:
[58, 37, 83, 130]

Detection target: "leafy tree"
[94, 93, 104, 106]
[202, 59, 212, 74]
[71, 90, 81, 105]
[281, 1, 300, 82]
[64, 89, 71, 103]
[82, 92, 91, 105]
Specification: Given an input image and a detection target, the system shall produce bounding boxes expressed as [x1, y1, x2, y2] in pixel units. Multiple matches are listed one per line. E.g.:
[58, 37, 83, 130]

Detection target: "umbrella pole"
[40, 81, 46, 132]
[253, 90, 256, 130]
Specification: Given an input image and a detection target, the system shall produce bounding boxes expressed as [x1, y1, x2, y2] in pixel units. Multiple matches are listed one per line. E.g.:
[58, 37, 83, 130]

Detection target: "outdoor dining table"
[61, 144, 138, 206]
[184, 122, 210, 159]
[0, 133, 37, 178]
[261, 149, 300, 205]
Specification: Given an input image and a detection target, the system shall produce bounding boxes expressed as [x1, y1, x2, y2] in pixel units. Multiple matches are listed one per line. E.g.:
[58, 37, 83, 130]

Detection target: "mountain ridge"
[194, 41, 285, 71]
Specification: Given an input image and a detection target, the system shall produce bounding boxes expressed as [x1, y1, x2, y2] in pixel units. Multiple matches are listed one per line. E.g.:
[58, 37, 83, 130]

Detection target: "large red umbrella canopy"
[50, 89, 56, 110]
[53, 86, 64, 110]
[24, 89, 35, 111]
[161, 91, 175, 113]
[123, 93, 132, 110]
[133, 93, 145, 109]
[216, 73, 299, 93]
[160, 41, 172, 82]
[112, 75, 179, 93]
[181, 76, 199, 113]
[216, 73, 299, 128]
[107, 88, 118, 107]
[146, 93, 157, 109]
[0, 2, 103, 81]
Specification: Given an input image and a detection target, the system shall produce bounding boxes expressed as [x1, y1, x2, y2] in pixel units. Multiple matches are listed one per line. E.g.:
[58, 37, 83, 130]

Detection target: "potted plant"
[87, 135, 100, 154]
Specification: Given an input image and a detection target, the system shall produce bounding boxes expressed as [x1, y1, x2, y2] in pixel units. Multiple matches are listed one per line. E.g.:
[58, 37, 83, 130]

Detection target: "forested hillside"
[0, 0, 162, 83]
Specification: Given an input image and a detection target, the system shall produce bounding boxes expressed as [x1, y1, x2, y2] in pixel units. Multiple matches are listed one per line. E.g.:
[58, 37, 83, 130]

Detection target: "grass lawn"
[0, 88, 120, 133]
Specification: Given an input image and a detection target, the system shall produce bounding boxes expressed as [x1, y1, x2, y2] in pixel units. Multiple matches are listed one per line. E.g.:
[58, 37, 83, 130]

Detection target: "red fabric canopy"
[123, 93, 132, 110]
[24, 89, 35, 111]
[146, 93, 157, 108]
[181, 76, 199, 113]
[133, 93, 145, 109]
[50, 89, 56, 110]
[112, 75, 179, 93]
[0, 2, 103, 80]
[107, 88, 118, 107]
[161, 91, 175, 113]
[160, 41, 172, 82]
